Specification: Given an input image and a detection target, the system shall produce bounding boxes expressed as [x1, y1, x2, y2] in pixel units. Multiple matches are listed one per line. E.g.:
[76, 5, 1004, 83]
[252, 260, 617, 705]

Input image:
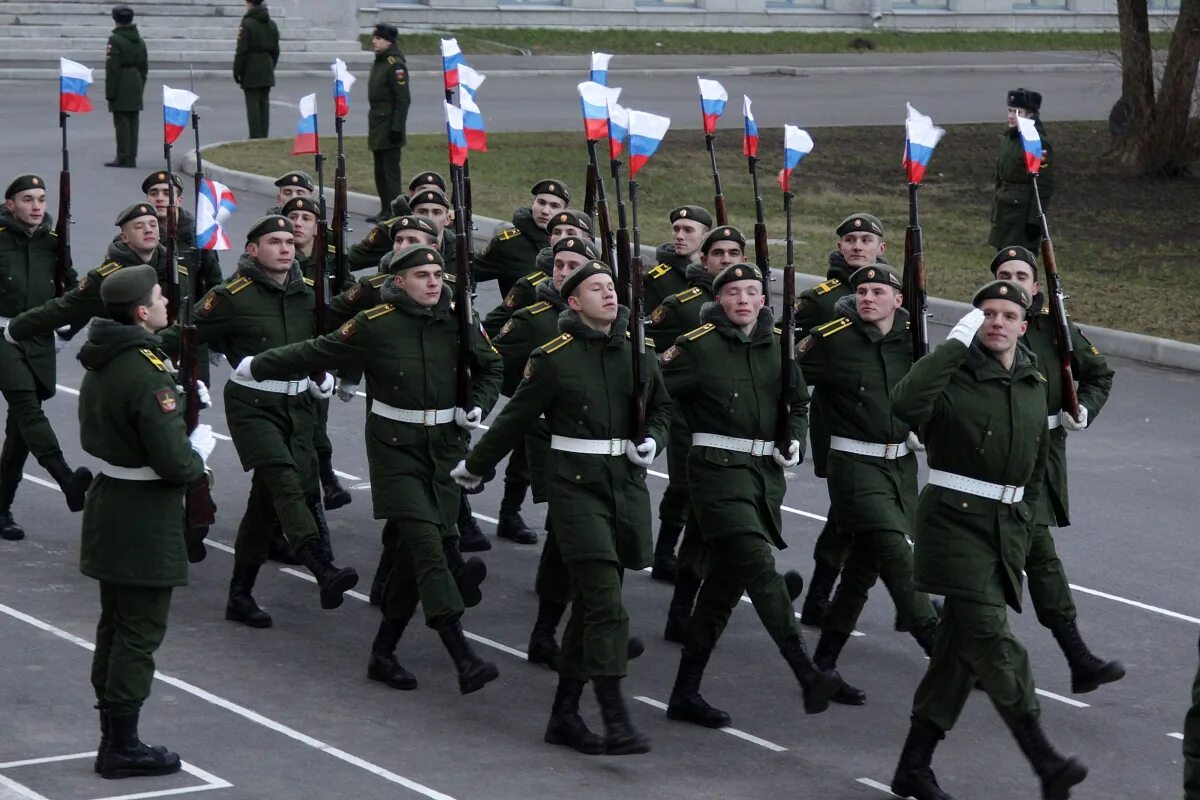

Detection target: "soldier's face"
[287, 210, 317, 247]
[551, 251, 589, 290]
[549, 224, 584, 245]
[673, 220, 707, 259]
[120, 216, 159, 253]
[1006, 107, 1030, 127]
[371, 36, 390, 54]
[718, 280, 765, 329]
[567, 275, 617, 325]
[393, 230, 435, 253]
[396, 265, 443, 307]
[248, 231, 295, 271]
[838, 232, 885, 268]
[978, 298, 1028, 355]
[994, 261, 1040, 298]
[414, 202, 448, 227]
[276, 185, 311, 205]
[5, 189, 46, 227]
[531, 194, 567, 229]
[142, 283, 170, 332]
[855, 283, 902, 324]
[146, 184, 183, 215]
[701, 242, 744, 276]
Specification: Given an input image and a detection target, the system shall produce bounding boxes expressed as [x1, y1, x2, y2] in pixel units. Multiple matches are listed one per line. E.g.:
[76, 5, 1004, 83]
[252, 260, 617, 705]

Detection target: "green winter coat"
[233, 5, 279, 89]
[660, 302, 809, 550]
[988, 121, 1054, 250]
[367, 44, 411, 152]
[174, 208, 223, 298]
[105, 24, 148, 113]
[251, 283, 501, 526]
[644, 243, 692, 312]
[465, 306, 672, 568]
[646, 264, 713, 354]
[474, 207, 548, 297]
[892, 337, 1049, 611]
[77, 320, 205, 588]
[298, 241, 353, 302]
[481, 246, 552, 337]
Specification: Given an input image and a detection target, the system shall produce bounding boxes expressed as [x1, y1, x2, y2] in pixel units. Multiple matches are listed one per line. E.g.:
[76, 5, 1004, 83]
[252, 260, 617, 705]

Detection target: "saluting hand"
[308, 373, 335, 400]
[947, 308, 986, 347]
[451, 460, 482, 491]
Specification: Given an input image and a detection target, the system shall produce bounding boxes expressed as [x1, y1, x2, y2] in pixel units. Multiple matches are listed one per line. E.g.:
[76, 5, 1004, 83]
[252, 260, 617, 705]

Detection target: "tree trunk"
[1144, 0, 1200, 175]
[1113, 0, 1156, 160]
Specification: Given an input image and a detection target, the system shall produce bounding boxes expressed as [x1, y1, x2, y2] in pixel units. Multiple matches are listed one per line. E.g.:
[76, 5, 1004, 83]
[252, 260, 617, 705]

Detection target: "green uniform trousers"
[243, 88, 270, 139]
[313, 396, 332, 461]
[686, 532, 798, 654]
[656, 410, 690, 527]
[559, 559, 628, 681]
[812, 506, 851, 571]
[1, 389, 62, 483]
[503, 436, 529, 486]
[372, 147, 403, 217]
[912, 596, 1039, 732]
[382, 518, 464, 627]
[91, 583, 172, 713]
[234, 463, 319, 566]
[1025, 523, 1076, 628]
[112, 111, 139, 165]
[822, 529, 937, 636]
[1185, 633, 1200, 800]
[535, 515, 571, 606]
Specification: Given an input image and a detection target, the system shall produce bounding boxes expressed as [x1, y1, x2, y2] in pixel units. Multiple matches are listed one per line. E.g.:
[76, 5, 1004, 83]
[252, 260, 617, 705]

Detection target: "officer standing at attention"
[366, 24, 411, 224]
[889, 280, 1087, 800]
[988, 88, 1053, 252]
[233, 0, 280, 140]
[475, 179, 569, 297]
[644, 205, 712, 311]
[78, 264, 214, 779]
[104, 5, 147, 169]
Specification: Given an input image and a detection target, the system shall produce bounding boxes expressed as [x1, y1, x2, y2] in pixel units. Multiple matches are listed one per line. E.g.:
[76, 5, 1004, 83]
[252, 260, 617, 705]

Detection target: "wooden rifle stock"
[903, 184, 930, 361]
[747, 155, 770, 305]
[1032, 174, 1080, 419]
[627, 180, 646, 443]
[609, 157, 632, 306]
[585, 141, 616, 275]
[775, 190, 797, 451]
[452, 166, 474, 413]
[55, 117, 71, 297]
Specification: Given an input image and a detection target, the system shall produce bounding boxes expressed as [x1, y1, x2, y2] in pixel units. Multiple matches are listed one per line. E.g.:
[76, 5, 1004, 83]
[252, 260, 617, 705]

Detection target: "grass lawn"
[208, 123, 1199, 343]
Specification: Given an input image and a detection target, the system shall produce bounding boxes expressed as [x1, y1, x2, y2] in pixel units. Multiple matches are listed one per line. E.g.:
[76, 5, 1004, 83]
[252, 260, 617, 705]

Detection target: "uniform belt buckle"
[608, 438, 624, 457]
[286, 380, 301, 394]
[750, 439, 767, 457]
[423, 410, 439, 427]
[1000, 485, 1018, 504]
[884, 443, 900, 460]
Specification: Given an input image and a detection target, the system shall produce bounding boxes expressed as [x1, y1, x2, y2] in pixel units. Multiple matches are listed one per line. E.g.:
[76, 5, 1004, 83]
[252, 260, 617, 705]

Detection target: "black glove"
[389, 130, 404, 144]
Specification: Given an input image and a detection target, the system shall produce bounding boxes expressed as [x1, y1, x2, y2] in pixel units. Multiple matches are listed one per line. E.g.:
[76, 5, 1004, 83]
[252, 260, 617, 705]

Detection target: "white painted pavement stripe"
[0, 603, 458, 800]
[1169, 732, 1184, 740]
[20, 474, 59, 492]
[54, 384, 79, 396]
[212, 432, 232, 441]
[1068, 583, 1200, 625]
[79, 762, 231, 800]
[333, 469, 361, 481]
[1035, 689, 1089, 709]
[0, 751, 95, 768]
[0, 774, 51, 800]
[857, 777, 899, 795]
[203, 539, 236, 555]
[633, 696, 787, 752]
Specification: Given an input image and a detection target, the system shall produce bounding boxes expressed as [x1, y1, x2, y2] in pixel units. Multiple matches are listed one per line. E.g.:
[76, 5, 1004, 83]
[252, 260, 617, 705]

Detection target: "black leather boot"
[296, 538, 358, 610]
[593, 676, 650, 755]
[784, 569, 805, 601]
[496, 479, 537, 544]
[544, 675, 604, 754]
[457, 494, 491, 552]
[528, 598, 566, 670]
[225, 563, 273, 628]
[779, 632, 842, 714]
[1049, 620, 1125, 694]
[664, 567, 701, 643]
[800, 558, 839, 627]
[367, 618, 418, 690]
[0, 480, 24, 540]
[1008, 713, 1088, 799]
[442, 535, 486, 608]
[369, 546, 395, 607]
[891, 716, 957, 800]
[308, 499, 336, 560]
[912, 620, 938, 657]
[434, 616, 498, 694]
[651, 522, 682, 582]
[266, 518, 299, 564]
[666, 649, 732, 728]
[319, 453, 352, 511]
[40, 452, 92, 513]
[100, 709, 181, 779]
[94, 703, 109, 773]
[813, 630, 867, 705]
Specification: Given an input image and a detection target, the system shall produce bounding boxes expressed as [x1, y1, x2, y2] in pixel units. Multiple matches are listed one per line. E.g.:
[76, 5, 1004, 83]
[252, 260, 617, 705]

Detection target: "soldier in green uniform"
[104, 6, 147, 168]
[266, 171, 313, 216]
[409, 188, 459, 265]
[890, 281, 1087, 800]
[799, 264, 938, 705]
[797, 212, 889, 627]
[1187, 635, 1200, 800]
[454, 261, 672, 756]
[233, 0, 280, 140]
[644, 205, 711, 312]
[988, 88, 1053, 252]
[366, 24, 411, 223]
[0, 175, 90, 535]
[409, 171, 445, 196]
[990, 246, 1123, 693]
[78, 264, 214, 779]
[475, 179, 569, 297]
[346, 195, 419, 273]
[246, 245, 502, 694]
[142, 172, 223, 303]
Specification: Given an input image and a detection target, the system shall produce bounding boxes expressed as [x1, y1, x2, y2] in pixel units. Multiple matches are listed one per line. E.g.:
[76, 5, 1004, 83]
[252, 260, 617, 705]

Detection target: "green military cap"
[850, 263, 902, 289]
[989, 245, 1039, 277]
[701, 225, 747, 254]
[408, 171, 446, 193]
[972, 279, 1031, 312]
[246, 215, 293, 242]
[1007, 88, 1042, 113]
[389, 193, 413, 218]
[836, 212, 885, 238]
[552, 236, 600, 260]
[560, 260, 612, 298]
[391, 245, 444, 273]
[713, 262, 763, 294]
[670, 205, 713, 229]
[274, 171, 314, 191]
[281, 197, 320, 217]
[547, 209, 593, 235]
[530, 179, 570, 204]
[410, 187, 450, 209]
[388, 215, 440, 241]
[114, 202, 157, 227]
[100, 263, 157, 308]
[141, 170, 183, 194]
[5, 174, 45, 199]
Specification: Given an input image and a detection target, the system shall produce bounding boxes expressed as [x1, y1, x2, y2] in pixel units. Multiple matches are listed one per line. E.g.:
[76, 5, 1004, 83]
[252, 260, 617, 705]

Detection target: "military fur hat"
[972, 279, 1031, 312]
[1007, 88, 1042, 113]
[101, 264, 157, 308]
[391, 245, 444, 273]
[547, 210, 593, 236]
[111, 5, 134, 24]
[246, 215, 293, 242]
[850, 263, 902, 290]
[701, 225, 747, 255]
[712, 262, 763, 295]
[408, 172, 446, 193]
[411, 188, 450, 210]
[530, 179, 570, 204]
[670, 205, 713, 229]
[552, 237, 600, 260]
[560, 260, 612, 298]
[836, 213, 885, 238]
[989, 245, 1039, 278]
[114, 203, 157, 227]
[5, 174, 45, 199]
[281, 197, 320, 218]
[273, 171, 314, 192]
[141, 171, 183, 195]
[373, 24, 399, 43]
[388, 215, 440, 241]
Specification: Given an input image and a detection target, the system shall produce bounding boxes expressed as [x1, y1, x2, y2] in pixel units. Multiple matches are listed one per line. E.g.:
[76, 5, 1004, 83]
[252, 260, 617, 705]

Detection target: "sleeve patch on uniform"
[339, 320, 358, 340]
[661, 345, 681, 364]
[155, 389, 178, 414]
[503, 290, 519, 309]
[198, 293, 218, 317]
[649, 306, 666, 324]
[366, 228, 380, 244]
[522, 359, 536, 381]
[78, 275, 90, 292]
[498, 319, 515, 338]
[346, 282, 363, 301]
[498, 228, 521, 242]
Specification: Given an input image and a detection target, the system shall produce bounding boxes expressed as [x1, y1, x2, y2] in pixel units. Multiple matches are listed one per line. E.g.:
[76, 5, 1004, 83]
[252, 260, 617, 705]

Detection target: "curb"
[184, 144, 1200, 374]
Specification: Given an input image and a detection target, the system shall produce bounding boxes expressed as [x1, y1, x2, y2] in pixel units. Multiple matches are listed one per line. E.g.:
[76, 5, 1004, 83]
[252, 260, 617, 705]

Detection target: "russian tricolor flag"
[196, 178, 237, 251]
[742, 95, 758, 158]
[697, 78, 727, 135]
[163, 85, 198, 145]
[578, 81, 620, 142]
[627, 109, 671, 179]
[59, 58, 93, 114]
[590, 52, 612, 86]
[445, 102, 468, 167]
[461, 90, 487, 152]
[778, 125, 814, 192]
[608, 99, 629, 161]
[292, 93, 318, 156]
[903, 103, 945, 185]
[441, 38, 464, 92]
[1016, 116, 1044, 175]
[332, 58, 355, 118]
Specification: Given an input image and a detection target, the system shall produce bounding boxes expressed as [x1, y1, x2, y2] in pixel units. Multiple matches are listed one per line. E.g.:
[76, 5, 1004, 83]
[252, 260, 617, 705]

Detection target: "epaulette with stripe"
[814, 317, 853, 337]
[498, 227, 521, 242]
[444, 273, 457, 284]
[139, 348, 168, 372]
[227, 275, 252, 294]
[813, 279, 841, 296]
[96, 261, 123, 277]
[773, 326, 783, 335]
[368, 273, 389, 287]
[365, 304, 394, 320]
[527, 301, 552, 315]
[675, 287, 704, 303]
[539, 332, 573, 354]
[648, 264, 672, 280]
[302, 277, 315, 286]
[523, 270, 548, 284]
[683, 323, 715, 341]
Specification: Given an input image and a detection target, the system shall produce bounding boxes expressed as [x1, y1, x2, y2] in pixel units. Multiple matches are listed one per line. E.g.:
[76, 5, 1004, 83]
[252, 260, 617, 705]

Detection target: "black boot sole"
[1, 527, 25, 541]
[225, 605, 273, 628]
[323, 487, 352, 511]
[803, 670, 845, 714]
[458, 661, 499, 694]
[666, 702, 732, 729]
[829, 681, 867, 705]
[527, 637, 561, 670]
[890, 775, 956, 800]
[1071, 661, 1125, 694]
[496, 523, 538, 544]
[459, 535, 492, 553]
[101, 758, 182, 779]
[367, 659, 418, 690]
[1042, 757, 1088, 800]
[604, 734, 651, 755]
[544, 722, 605, 755]
[319, 568, 360, 610]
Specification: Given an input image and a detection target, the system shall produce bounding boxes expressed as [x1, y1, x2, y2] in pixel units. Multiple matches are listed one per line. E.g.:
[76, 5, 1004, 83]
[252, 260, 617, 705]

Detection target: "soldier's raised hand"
[308, 373, 335, 400]
[947, 308, 986, 347]
[233, 355, 255, 382]
[455, 406, 483, 431]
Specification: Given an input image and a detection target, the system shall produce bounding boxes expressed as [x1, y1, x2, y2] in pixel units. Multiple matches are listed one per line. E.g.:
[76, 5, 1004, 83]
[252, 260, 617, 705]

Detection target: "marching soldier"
[990, 246, 1123, 693]
[989, 88, 1053, 251]
[366, 24, 411, 223]
[142, 172, 222, 301]
[409, 171, 446, 196]
[267, 171, 313, 215]
[410, 188, 455, 264]
[243, 245, 502, 695]
[79, 264, 214, 779]
[233, 0, 280, 140]
[346, 194, 416, 272]
[890, 281, 1087, 800]
[1187, 635, 1200, 800]
[0, 175, 90, 534]
[645, 205, 712, 311]
[798, 264, 938, 705]
[454, 262, 672, 755]
[658, 262, 840, 729]
[104, 5, 147, 169]
[475, 179, 569, 297]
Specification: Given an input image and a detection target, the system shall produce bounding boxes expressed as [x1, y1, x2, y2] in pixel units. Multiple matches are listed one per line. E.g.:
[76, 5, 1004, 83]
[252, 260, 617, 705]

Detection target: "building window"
[892, 0, 950, 8]
[636, 0, 699, 6]
[1013, 0, 1068, 9]
[767, 0, 828, 7]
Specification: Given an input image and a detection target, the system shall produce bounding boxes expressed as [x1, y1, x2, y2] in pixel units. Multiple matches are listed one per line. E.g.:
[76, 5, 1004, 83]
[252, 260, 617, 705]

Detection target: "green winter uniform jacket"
[474, 207, 548, 297]
[105, 24, 148, 113]
[367, 44, 411, 152]
[646, 264, 713, 354]
[481, 245, 553, 338]
[988, 121, 1054, 250]
[644, 243, 692, 312]
[233, 5, 279, 90]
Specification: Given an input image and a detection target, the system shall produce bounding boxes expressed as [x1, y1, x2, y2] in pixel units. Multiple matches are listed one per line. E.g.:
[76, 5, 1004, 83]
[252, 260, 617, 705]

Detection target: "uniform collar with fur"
[236, 253, 304, 291]
[558, 305, 630, 345]
[700, 301, 774, 343]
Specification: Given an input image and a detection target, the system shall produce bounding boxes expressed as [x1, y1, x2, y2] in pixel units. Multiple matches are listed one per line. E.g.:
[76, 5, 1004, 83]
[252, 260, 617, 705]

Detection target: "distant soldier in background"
[366, 24, 411, 224]
[233, 0, 280, 140]
[104, 5, 147, 168]
[988, 88, 1053, 252]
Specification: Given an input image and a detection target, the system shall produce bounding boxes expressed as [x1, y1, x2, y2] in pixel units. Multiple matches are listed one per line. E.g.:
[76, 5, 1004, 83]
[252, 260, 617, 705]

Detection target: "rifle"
[705, 132, 728, 226]
[451, 164, 474, 416]
[55, 112, 72, 297]
[627, 177, 646, 442]
[1031, 177, 1080, 420]
[775, 188, 797, 452]
[748, 152, 770, 307]
[902, 182, 930, 361]
[312, 124, 331, 334]
[583, 155, 598, 220]
[609, 156, 632, 307]
[332, 114, 350, 299]
[586, 139, 616, 275]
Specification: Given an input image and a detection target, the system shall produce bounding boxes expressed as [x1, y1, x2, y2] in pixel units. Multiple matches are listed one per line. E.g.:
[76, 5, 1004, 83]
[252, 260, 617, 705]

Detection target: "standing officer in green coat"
[890, 280, 1087, 800]
[475, 179, 569, 297]
[78, 264, 214, 779]
[990, 246, 1123, 693]
[645, 205, 712, 311]
[366, 24, 411, 223]
[105, 6, 147, 168]
[233, 0, 280, 140]
[0, 175, 89, 537]
[454, 262, 673, 756]
[1186, 635, 1200, 800]
[988, 88, 1053, 251]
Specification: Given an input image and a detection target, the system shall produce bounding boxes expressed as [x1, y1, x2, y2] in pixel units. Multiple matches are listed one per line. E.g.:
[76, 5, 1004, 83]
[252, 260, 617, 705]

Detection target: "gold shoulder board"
[303, 277, 315, 286]
[814, 279, 842, 296]
[138, 348, 168, 372]
[523, 270, 548, 283]
[677, 287, 703, 303]
[368, 273, 389, 287]
[96, 261, 123, 277]
[540, 333, 573, 354]
[365, 304, 395, 320]
[528, 301, 552, 315]
[227, 275, 252, 294]
[684, 323, 716, 341]
[648, 264, 670, 279]
[498, 228, 521, 242]
[815, 317, 853, 338]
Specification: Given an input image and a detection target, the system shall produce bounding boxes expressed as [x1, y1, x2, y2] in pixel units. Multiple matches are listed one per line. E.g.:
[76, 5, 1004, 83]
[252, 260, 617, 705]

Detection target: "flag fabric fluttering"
[1016, 116, 1045, 175]
[457, 64, 487, 151]
[332, 59, 355, 118]
[441, 38, 464, 92]
[590, 52, 612, 86]
[608, 99, 630, 161]
[903, 103, 945, 185]
[627, 110, 671, 178]
[578, 81, 620, 142]
[778, 125, 814, 191]
[195, 178, 237, 251]
[697, 78, 728, 135]
[59, 58, 93, 114]
[445, 102, 469, 167]
[163, 86, 199, 145]
[742, 95, 758, 158]
[292, 93, 318, 155]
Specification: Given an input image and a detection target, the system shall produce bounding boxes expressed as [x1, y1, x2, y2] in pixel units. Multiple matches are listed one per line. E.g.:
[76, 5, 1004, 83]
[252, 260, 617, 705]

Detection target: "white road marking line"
[1035, 689, 1089, 709]
[203, 539, 236, 555]
[54, 384, 79, 396]
[0, 602, 458, 800]
[1169, 732, 1184, 740]
[857, 777, 899, 795]
[0, 773, 51, 800]
[781, 503, 828, 522]
[20, 474, 59, 492]
[333, 470, 361, 481]
[0, 750, 95, 768]
[212, 432, 232, 441]
[1068, 583, 1200, 625]
[633, 696, 787, 752]
[0, 751, 233, 800]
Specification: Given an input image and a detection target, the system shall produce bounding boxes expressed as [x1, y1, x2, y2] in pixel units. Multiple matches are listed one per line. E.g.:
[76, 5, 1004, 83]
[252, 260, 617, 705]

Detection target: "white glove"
[450, 460, 482, 490]
[906, 431, 926, 453]
[208, 351, 225, 368]
[772, 439, 801, 468]
[233, 355, 255, 382]
[308, 372, 335, 400]
[189, 423, 216, 464]
[1060, 406, 1088, 431]
[2, 324, 15, 345]
[455, 406, 483, 431]
[947, 308, 986, 347]
[334, 377, 358, 403]
[625, 438, 657, 468]
[54, 325, 71, 353]
[176, 380, 212, 409]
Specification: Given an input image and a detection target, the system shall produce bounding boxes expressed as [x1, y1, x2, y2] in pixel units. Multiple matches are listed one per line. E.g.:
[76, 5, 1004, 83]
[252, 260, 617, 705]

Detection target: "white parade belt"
[0, 317, 10, 327]
[1046, 414, 1061, 430]
[99, 461, 161, 481]
[829, 435, 910, 460]
[690, 433, 776, 457]
[231, 374, 310, 395]
[550, 435, 629, 456]
[371, 400, 455, 426]
[927, 468, 1025, 505]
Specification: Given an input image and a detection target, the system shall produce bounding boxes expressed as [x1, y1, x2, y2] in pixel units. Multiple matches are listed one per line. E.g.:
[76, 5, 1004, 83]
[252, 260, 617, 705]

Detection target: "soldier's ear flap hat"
[701, 225, 747, 255]
[548, 210, 593, 235]
[670, 205, 713, 229]
[972, 279, 1031, 315]
[388, 215, 440, 241]
[273, 171, 314, 192]
[114, 203, 157, 227]
[101, 264, 157, 309]
[988, 245, 1039, 278]
[1007, 88, 1042, 113]
[408, 172, 446, 193]
[530, 179, 570, 205]
[246, 215, 293, 242]
[836, 212, 885, 238]
[713, 263, 763, 294]
[849, 263, 902, 290]
[411, 188, 450, 209]
[391, 245, 444, 273]
[5, 174, 45, 199]
[373, 24, 399, 42]
[560, 260, 611, 298]
[280, 197, 320, 217]
[552, 237, 600, 259]
[111, 5, 134, 24]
